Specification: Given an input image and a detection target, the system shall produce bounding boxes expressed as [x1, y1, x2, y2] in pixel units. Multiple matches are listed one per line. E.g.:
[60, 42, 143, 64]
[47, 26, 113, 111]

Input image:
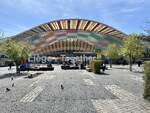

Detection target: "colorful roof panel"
[34, 39, 96, 55]
[12, 19, 127, 39]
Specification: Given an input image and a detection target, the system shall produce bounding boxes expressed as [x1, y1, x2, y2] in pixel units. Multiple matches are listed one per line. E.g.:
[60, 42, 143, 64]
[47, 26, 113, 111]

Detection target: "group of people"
[121, 60, 142, 67]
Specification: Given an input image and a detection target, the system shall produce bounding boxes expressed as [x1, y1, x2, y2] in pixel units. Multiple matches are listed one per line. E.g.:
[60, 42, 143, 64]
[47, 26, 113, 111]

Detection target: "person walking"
[122, 60, 125, 67]
[11, 76, 14, 87]
[61, 84, 64, 90]
[8, 62, 12, 70]
[137, 60, 142, 67]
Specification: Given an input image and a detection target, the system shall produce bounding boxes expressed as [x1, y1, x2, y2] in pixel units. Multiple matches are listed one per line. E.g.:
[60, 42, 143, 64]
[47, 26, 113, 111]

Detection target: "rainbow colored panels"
[13, 19, 126, 39]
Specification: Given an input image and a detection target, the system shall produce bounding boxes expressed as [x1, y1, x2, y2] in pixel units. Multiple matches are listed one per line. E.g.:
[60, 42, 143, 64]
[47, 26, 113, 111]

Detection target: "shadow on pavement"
[24, 72, 43, 79]
[132, 71, 143, 74]
[113, 67, 129, 70]
[93, 73, 110, 75]
[0, 73, 28, 79]
[113, 67, 143, 74]
[100, 73, 110, 75]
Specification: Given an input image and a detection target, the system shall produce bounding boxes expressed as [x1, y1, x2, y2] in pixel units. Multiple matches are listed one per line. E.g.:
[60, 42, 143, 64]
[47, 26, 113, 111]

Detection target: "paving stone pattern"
[0, 65, 150, 113]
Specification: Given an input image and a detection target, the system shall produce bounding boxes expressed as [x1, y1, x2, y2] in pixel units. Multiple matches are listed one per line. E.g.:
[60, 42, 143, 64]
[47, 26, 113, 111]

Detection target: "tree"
[1, 39, 31, 73]
[0, 32, 4, 38]
[0, 32, 4, 42]
[95, 48, 101, 59]
[106, 44, 120, 68]
[121, 34, 144, 71]
[143, 21, 150, 35]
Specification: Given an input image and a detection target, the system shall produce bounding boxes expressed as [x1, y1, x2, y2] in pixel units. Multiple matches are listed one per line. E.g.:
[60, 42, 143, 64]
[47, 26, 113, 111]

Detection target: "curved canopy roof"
[35, 39, 96, 55]
[12, 19, 127, 39]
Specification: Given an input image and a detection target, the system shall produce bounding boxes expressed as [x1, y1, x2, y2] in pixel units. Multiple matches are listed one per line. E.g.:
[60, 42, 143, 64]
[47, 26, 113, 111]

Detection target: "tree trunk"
[15, 62, 20, 74]
[109, 59, 112, 68]
[129, 54, 132, 71]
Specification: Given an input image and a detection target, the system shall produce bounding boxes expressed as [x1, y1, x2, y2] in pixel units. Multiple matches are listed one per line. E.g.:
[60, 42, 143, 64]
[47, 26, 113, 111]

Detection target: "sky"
[0, 0, 150, 37]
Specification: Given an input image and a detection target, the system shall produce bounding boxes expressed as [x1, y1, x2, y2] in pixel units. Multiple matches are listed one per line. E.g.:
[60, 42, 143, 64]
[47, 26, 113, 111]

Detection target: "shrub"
[89, 61, 93, 71]
[91, 60, 103, 74]
[143, 61, 150, 100]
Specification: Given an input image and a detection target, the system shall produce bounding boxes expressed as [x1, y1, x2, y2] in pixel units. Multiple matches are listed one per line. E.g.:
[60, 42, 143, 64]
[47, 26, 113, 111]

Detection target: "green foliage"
[121, 34, 144, 59]
[0, 32, 5, 52]
[106, 43, 121, 68]
[95, 48, 101, 53]
[106, 43, 121, 60]
[20, 42, 31, 59]
[143, 61, 150, 100]
[91, 60, 103, 74]
[1, 39, 31, 63]
[121, 34, 144, 71]
[0, 32, 4, 39]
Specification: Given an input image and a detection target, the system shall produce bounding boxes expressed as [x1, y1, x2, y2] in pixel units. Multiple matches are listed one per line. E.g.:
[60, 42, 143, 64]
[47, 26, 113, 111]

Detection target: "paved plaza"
[0, 65, 150, 113]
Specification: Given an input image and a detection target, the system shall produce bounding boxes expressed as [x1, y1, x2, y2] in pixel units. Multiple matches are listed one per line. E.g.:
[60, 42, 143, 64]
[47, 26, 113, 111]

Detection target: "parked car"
[61, 61, 78, 70]
[20, 63, 54, 71]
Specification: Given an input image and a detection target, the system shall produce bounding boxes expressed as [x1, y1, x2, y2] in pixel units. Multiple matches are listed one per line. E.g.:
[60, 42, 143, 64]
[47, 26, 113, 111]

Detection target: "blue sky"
[0, 0, 150, 37]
